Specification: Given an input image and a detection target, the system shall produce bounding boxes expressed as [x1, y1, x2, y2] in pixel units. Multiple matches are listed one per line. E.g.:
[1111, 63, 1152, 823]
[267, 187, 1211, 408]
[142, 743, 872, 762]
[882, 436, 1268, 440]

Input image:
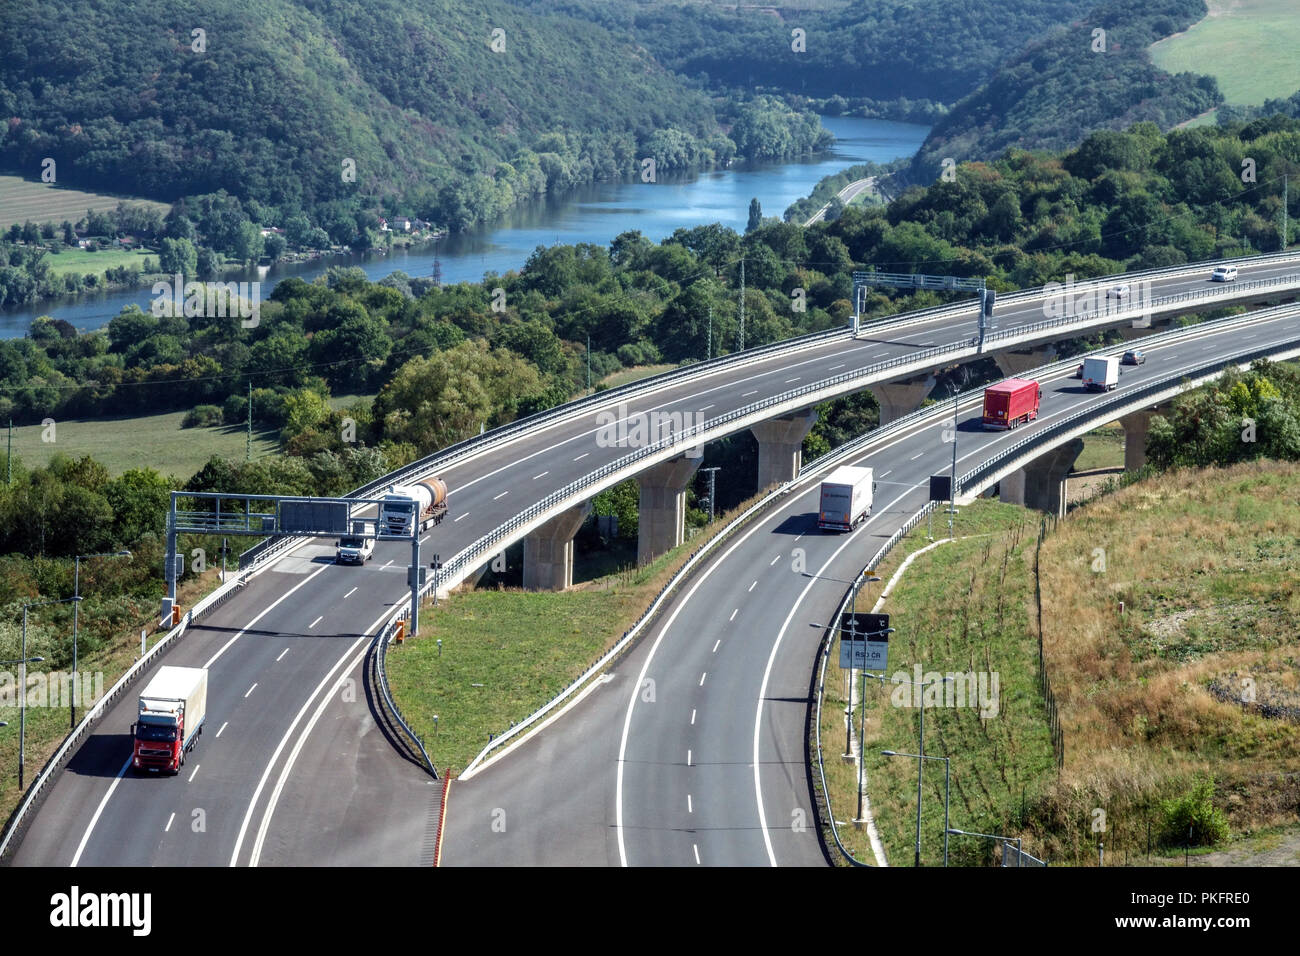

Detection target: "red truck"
[982, 378, 1042, 430]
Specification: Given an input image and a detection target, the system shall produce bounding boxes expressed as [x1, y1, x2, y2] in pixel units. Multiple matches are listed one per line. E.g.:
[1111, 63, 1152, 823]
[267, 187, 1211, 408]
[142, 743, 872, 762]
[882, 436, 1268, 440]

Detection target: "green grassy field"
[41, 246, 156, 278]
[6, 410, 279, 479]
[0, 175, 171, 231]
[1074, 421, 1125, 471]
[596, 364, 676, 390]
[1150, 0, 1300, 106]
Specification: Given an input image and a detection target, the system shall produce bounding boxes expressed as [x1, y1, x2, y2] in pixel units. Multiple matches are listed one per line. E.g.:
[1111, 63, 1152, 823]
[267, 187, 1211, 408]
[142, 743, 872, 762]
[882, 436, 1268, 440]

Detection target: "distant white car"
[335, 535, 375, 565]
[1211, 265, 1238, 282]
[1107, 284, 1131, 300]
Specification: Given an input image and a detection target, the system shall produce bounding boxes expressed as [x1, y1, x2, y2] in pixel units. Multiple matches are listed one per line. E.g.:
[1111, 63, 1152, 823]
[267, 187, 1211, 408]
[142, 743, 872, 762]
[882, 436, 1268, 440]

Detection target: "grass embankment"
[42, 247, 156, 278]
[1074, 422, 1125, 472]
[818, 499, 1054, 866]
[1, 569, 227, 832]
[822, 461, 1300, 866]
[1150, 0, 1300, 106]
[596, 364, 676, 390]
[0, 175, 171, 231]
[7, 411, 279, 478]
[386, 498, 761, 774]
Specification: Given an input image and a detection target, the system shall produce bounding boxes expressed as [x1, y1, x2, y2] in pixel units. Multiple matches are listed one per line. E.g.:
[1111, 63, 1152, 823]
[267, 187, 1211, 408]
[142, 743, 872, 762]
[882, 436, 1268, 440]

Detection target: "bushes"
[1160, 776, 1230, 848]
[181, 404, 224, 428]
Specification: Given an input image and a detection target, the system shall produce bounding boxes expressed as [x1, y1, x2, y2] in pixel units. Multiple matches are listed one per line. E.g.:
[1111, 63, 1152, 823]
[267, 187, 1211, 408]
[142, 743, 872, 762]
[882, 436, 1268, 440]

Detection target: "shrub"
[181, 404, 224, 428]
[1160, 776, 1229, 848]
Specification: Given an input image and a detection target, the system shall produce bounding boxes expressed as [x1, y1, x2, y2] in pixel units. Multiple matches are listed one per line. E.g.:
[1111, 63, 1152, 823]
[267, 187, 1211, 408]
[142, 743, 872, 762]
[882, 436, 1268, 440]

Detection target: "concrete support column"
[1116, 320, 1169, 341]
[750, 408, 819, 490]
[992, 345, 1057, 378]
[869, 374, 936, 425]
[998, 437, 1084, 517]
[522, 502, 590, 591]
[637, 454, 703, 566]
[1119, 409, 1158, 471]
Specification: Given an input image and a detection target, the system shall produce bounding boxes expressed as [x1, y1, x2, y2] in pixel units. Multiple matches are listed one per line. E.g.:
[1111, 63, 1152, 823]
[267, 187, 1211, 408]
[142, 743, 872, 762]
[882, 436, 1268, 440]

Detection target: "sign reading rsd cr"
[838, 612, 889, 672]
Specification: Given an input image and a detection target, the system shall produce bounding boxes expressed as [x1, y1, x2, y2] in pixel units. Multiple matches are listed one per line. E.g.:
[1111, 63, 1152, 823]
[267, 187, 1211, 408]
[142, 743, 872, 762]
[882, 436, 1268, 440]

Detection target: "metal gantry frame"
[852, 271, 993, 342]
[163, 491, 428, 635]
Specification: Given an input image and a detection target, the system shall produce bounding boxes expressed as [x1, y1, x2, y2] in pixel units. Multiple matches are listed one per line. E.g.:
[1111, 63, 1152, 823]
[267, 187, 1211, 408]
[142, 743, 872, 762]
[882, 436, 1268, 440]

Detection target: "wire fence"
[1035, 515, 1065, 772]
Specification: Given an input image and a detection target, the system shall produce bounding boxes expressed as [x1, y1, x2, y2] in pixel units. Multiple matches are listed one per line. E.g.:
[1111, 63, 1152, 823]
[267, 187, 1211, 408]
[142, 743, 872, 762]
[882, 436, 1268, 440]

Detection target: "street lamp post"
[947, 827, 1023, 867]
[884, 750, 949, 866]
[73, 551, 132, 728]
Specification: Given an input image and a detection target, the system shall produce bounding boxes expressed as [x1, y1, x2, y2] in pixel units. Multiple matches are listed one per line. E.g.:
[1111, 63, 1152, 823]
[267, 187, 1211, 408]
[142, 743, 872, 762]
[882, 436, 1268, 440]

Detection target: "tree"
[158, 238, 198, 277]
[746, 198, 763, 234]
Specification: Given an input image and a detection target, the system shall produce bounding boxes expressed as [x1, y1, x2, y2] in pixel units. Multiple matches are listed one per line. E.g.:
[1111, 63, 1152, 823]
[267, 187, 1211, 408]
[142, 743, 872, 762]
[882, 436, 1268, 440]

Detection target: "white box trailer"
[1082, 355, 1120, 392]
[818, 465, 874, 532]
[134, 665, 208, 774]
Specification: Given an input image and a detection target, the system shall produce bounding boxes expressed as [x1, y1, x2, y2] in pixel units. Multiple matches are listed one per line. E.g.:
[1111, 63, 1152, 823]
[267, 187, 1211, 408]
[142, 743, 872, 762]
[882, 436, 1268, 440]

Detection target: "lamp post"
[875, 671, 951, 866]
[851, 621, 892, 825]
[4, 636, 46, 791]
[73, 551, 132, 728]
[947, 827, 1023, 867]
[884, 750, 949, 866]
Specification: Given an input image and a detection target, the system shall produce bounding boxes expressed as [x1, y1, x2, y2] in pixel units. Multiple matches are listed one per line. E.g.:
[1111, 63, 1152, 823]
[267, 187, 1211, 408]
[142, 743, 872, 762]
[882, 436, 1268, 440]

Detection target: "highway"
[440, 305, 1300, 866]
[7, 255, 1299, 866]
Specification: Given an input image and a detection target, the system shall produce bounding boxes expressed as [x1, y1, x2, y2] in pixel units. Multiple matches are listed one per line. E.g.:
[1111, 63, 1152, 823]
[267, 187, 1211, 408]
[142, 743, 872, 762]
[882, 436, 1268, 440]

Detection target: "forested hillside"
[912, 0, 1221, 180]
[0, 0, 824, 244]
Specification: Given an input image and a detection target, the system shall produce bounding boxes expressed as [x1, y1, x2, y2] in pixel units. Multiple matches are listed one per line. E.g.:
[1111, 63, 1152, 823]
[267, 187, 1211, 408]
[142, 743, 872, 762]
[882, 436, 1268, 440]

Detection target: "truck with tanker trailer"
[377, 479, 449, 536]
[133, 665, 208, 774]
[818, 465, 874, 532]
[982, 378, 1042, 430]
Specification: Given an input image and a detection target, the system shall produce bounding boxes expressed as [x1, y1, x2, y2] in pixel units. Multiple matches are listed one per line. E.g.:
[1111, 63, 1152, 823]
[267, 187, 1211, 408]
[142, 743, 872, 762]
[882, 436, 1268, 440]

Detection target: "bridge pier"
[1119, 408, 1160, 471]
[522, 502, 591, 591]
[999, 437, 1084, 517]
[869, 374, 936, 424]
[1116, 319, 1170, 341]
[637, 453, 704, 566]
[750, 408, 818, 490]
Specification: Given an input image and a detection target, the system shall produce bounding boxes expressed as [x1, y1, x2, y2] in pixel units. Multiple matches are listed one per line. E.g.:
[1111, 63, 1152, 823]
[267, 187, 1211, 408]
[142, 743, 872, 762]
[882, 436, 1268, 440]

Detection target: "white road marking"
[203, 563, 331, 670]
[691, 709, 696, 725]
[910, 452, 923, 460]
[494, 491, 508, 499]
[165, 813, 175, 832]
[770, 555, 780, 566]
[742, 390, 758, 397]
[828, 364, 845, 371]
[245, 683, 258, 698]
[712, 640, 720, 653]
[699, 672, 707, 687]
[382, 560, 393, 569]
[785, 377, 800, 383]
[879, 470, 892, 478]
[309, 616, 323, 629]
[344, 587, 357, 599]
[688, 795, 694, 813]
[729, 608, 738, 621]
[454, 512, 469, 522]
[573, 453, 589, 461]
[188, 764, 200, 782]
[748, 580, 757, 592]
[694, 844, 701, 864]
[533, 471, 549, 480]
[71, 756, 132, 866]
[215, 721, 228, 738]
[699, 404, 715, 411]
[276, 648, 289, 662]
[687, 749, 693, 766]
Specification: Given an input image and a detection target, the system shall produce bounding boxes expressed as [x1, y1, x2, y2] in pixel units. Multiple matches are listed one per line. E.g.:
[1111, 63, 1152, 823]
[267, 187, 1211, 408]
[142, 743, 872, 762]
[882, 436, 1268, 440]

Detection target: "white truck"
[1082, 355, 1120, 392]
[377, 479, 449, 536]
[336, 520, 375, 564]
[133, 665, 208, 774]
[818, 465, 874, 532]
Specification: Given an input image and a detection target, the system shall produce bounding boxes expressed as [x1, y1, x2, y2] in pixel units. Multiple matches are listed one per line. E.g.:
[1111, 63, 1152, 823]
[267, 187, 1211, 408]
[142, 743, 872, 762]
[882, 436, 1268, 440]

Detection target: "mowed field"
[1150, 0, 1300, 106]
[42, 246, 157, 277]
[0, 174, 171, 230]
[6, 410, 279, 479]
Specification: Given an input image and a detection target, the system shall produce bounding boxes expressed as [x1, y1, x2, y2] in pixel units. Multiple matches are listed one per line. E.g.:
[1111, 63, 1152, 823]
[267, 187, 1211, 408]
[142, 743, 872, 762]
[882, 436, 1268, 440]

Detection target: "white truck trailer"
[818, 465, 874, 532]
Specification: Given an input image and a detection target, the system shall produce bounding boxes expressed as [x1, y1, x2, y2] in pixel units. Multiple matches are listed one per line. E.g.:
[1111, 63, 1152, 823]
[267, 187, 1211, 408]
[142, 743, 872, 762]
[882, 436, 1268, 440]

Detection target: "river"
[0, 116, 928, 338]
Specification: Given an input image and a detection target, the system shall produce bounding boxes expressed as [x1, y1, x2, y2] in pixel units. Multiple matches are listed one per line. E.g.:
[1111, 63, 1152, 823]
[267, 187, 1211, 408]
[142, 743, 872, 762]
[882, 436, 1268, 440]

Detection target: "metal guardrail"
[371, 618, 436, 777]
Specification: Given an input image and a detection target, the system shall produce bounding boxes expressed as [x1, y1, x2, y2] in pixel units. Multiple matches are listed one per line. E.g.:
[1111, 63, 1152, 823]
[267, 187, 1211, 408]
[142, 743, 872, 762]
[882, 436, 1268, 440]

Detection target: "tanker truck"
[377, 479, 449, 536]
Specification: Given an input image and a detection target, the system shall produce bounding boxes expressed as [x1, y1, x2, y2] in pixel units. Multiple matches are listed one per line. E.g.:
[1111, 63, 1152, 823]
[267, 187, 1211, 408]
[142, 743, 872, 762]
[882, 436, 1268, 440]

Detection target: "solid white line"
[165, 813, 175, 832]
[203, 563, 331, 669]
[694, 844, 701, 864]
[188, 764, 200, 782]
[454, 512, 469, 522]
[215, 721, 228, 738]
[750, 486, 915, 867]
[309, 616, 323, 629]
[769, 555, 780, 566]
[245, 683, 258, 698]
[533, 471, 549, 479]
[712, 640, 720, 653]
[70, 756, 131, 866]
[344, 587, 357, 599]
[494, 491, 508, 499]
[573, 453, 589, 461]
[276, 648, 289, 662]
[699, 672, 707, 687]
[730, 608, 738, 621]
[688, 794, 694, 813]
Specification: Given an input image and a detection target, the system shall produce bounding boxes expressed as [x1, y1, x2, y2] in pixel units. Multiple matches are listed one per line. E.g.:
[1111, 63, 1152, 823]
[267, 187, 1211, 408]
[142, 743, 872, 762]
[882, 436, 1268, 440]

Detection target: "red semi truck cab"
[982, 378, 1042, 430]
[133, 665, 208, 774]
